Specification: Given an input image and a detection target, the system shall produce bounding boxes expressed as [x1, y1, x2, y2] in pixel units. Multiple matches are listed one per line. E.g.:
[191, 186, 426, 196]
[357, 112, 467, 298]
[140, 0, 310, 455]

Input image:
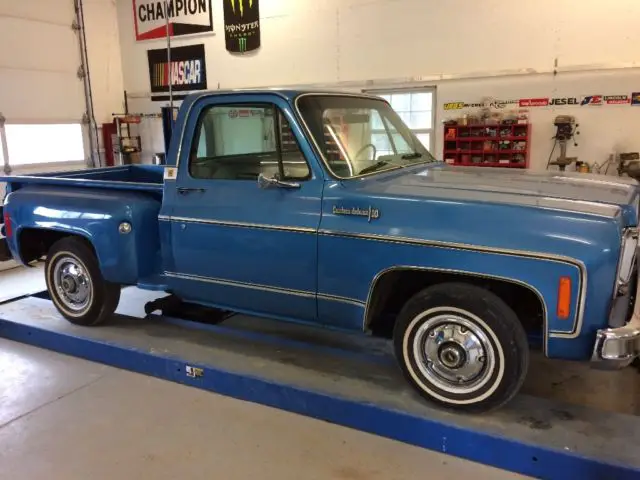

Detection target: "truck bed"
[0, 165, 165, 193]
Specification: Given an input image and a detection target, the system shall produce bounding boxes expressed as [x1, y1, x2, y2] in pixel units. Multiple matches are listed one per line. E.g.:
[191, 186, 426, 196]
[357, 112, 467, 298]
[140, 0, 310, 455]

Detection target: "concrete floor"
[0, 338, 528, 480]
[0, 264, 45, 302]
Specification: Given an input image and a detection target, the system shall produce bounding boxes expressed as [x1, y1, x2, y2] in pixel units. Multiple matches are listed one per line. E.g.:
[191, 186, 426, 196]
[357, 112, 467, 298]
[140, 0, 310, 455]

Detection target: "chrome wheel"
[52, 256, 93, 313]
[412, 312, 496, 395]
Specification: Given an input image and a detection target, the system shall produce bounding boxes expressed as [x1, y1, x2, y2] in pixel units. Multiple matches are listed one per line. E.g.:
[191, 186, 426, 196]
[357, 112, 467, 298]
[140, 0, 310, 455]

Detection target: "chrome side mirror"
[257, 173, 300, 190]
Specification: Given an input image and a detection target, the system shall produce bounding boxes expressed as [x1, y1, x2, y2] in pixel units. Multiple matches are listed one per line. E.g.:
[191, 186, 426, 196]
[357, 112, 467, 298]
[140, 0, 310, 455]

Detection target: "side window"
[189, 104, 311, 181]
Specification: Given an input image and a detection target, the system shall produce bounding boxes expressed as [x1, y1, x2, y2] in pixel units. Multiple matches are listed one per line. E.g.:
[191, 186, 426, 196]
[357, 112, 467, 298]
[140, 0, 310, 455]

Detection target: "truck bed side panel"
[4, 185, 162, 285]
[0, 166, 165, 193]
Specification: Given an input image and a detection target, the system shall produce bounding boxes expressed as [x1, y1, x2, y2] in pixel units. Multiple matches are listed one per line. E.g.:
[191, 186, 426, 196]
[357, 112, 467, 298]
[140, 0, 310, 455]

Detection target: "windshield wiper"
[358, 160, 391, 175]
[401, 152, 423, 160]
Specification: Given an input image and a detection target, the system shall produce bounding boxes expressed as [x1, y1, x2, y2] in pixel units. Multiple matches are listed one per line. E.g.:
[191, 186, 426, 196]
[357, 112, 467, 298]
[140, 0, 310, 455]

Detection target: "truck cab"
[2, 89, 640, 413]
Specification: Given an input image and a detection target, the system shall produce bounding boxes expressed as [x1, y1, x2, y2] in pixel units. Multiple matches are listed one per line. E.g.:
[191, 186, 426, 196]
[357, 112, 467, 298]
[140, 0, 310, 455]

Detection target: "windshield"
[296, 94, 436, 178]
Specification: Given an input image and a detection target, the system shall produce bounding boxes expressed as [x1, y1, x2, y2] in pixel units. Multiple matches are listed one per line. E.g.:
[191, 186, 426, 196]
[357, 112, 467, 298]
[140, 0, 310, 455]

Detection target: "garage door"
[0, 1, 88, 171]
[0, 0, 88, 271]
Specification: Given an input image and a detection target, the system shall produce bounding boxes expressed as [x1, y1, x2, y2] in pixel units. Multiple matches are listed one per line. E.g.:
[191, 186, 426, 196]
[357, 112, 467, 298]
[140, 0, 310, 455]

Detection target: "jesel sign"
[133, 0, 213, 41]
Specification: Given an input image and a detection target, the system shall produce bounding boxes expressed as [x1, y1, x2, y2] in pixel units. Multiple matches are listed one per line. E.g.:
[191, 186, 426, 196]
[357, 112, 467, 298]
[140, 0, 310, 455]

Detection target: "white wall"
[84, 0, 126, 124]
[114, 0, 640, 168]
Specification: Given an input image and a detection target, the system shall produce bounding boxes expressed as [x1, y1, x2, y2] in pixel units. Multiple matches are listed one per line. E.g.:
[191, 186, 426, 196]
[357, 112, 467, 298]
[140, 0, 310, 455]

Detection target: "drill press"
[548, 115, 579, 171]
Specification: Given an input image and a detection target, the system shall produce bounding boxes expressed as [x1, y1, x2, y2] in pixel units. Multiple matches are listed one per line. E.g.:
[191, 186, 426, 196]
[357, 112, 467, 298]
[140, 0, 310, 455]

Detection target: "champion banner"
[147, 44, 207, 101]
[223, 0, 260, 53]
[133, 0, 213, 41]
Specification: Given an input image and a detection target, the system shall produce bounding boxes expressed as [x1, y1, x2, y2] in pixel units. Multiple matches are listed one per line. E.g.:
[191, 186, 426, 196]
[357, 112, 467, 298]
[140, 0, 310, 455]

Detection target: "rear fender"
[5, 186, 162, 284]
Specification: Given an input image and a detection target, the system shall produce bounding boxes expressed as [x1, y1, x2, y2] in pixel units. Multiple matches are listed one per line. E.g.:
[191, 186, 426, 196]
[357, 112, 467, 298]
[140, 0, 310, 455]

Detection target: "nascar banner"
[223, 0, 261, 53]
[147, 44, 207, 101]
[133, 0, 213, 41]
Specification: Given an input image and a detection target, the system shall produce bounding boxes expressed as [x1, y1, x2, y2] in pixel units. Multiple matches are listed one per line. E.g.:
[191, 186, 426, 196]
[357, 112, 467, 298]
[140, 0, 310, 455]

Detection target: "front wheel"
[45, 237, 120, 326]
[394, 282, 529, 413]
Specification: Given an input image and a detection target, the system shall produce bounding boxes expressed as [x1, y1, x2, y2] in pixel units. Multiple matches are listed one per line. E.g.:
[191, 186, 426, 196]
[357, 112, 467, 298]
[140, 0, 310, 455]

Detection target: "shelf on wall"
[443, 123, 531, 169]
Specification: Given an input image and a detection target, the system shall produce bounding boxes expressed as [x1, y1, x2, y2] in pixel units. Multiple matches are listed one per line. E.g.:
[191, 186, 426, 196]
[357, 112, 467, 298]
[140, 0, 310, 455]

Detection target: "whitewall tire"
[45, 237, 120, 326]
[393, 282, 529, 413]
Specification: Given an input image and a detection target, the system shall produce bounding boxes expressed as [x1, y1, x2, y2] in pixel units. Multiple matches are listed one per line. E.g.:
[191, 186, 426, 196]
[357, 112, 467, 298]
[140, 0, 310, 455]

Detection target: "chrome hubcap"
[413, 313, 495, 394]
[439, 343, 466, 369]
[53, 257, 92, 312]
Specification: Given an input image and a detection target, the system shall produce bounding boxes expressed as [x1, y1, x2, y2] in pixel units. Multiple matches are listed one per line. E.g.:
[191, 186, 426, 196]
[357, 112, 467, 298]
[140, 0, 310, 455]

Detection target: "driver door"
[165, 95, 323, 322]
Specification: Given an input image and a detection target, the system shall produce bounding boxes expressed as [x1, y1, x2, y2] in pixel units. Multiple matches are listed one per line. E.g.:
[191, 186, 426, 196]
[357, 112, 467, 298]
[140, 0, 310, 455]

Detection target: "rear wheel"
[45, 237, 120, 326]
[393, 282, 529, 413]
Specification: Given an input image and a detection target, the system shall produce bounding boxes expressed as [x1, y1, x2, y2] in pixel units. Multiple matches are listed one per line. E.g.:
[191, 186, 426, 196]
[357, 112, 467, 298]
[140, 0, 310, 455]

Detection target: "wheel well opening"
[18, 229, 95, 264]
[366, 270, 545, 339]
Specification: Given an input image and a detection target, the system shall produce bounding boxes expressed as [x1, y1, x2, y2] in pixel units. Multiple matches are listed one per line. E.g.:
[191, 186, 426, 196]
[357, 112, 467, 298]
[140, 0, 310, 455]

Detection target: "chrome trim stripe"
[161, 218, 587, 339]
[363, 266, 550, 356]
[165, 271, 364, 307]
[165, 271, 316, 298]
[317, 293, 366, 308]
[3, 175, 162, 188]
[159, 215, 316, 234]
[536, 197, 621, 218]
[318, 229, 586, 339]
[61, 167, 131, 178]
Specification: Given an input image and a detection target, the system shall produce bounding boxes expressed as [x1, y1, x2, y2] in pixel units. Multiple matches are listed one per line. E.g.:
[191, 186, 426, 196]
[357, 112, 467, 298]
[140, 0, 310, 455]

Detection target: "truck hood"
[361, 163, 640, 223]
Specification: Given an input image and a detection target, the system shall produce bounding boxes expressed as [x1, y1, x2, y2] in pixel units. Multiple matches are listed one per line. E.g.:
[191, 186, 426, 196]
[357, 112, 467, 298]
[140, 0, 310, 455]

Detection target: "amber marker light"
[557, 276, 572, 319]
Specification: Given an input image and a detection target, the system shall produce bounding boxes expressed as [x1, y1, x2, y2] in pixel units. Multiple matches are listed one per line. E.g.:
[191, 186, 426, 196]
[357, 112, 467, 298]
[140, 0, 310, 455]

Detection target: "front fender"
[318, 229, 620, 360]
[5, 185, 162, 284]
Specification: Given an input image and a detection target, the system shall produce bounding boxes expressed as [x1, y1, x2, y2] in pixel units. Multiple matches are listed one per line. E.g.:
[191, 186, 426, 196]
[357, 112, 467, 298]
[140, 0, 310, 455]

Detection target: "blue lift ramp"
[0, 287, 639, 480]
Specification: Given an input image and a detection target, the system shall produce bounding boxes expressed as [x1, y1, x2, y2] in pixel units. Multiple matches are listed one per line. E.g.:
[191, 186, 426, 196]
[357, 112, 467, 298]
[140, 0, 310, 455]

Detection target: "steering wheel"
[354, 143, 377, 162]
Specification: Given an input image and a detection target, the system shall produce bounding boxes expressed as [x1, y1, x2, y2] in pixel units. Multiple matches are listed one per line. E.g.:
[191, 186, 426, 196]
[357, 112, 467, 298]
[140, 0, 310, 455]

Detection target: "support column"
[0, 113, 10, 175]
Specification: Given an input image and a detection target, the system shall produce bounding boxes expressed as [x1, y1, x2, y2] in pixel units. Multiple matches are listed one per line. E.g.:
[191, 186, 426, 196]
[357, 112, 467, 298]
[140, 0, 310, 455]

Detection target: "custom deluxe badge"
[332, 205, 380, 222]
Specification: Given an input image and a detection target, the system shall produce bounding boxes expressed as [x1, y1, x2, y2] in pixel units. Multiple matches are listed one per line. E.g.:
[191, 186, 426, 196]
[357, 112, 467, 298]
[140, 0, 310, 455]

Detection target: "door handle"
[177, 187, 206, 195]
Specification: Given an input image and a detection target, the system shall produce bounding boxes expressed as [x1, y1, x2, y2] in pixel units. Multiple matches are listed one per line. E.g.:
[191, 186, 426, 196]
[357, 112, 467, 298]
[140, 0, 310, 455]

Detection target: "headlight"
[617, 227, 639, 288]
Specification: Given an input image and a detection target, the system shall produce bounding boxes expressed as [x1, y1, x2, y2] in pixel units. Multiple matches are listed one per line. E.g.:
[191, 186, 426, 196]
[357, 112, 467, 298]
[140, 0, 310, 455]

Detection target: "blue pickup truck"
[1, 89, 639, 412]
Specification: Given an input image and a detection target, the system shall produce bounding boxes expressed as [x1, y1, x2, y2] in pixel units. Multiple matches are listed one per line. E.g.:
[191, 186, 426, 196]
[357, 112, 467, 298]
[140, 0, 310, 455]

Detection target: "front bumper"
[591, 316, 640, 369]
[591, 238, 640, 369]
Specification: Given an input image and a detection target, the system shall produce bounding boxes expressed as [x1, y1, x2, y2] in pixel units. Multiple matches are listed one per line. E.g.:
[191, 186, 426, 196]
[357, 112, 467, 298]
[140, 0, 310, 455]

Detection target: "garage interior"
[1, 1, 640, 479]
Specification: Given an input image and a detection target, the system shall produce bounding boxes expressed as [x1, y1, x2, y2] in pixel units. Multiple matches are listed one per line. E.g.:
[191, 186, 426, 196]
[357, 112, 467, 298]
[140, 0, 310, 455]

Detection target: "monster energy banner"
[223, 0, 261, 53]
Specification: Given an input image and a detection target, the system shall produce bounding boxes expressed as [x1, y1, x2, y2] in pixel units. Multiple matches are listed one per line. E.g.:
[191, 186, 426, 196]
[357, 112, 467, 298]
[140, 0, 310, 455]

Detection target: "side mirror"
[257, 173, 300, 190]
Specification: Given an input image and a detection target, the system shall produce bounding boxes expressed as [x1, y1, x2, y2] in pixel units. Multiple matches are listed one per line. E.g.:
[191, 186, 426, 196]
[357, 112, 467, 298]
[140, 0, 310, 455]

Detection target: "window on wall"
[5, 124, 85, 166]
[366, 89, 435, 155]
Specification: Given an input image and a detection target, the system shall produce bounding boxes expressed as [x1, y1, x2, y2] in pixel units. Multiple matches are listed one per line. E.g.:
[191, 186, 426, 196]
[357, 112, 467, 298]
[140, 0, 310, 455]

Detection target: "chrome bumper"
[591, 315, 640, 369]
